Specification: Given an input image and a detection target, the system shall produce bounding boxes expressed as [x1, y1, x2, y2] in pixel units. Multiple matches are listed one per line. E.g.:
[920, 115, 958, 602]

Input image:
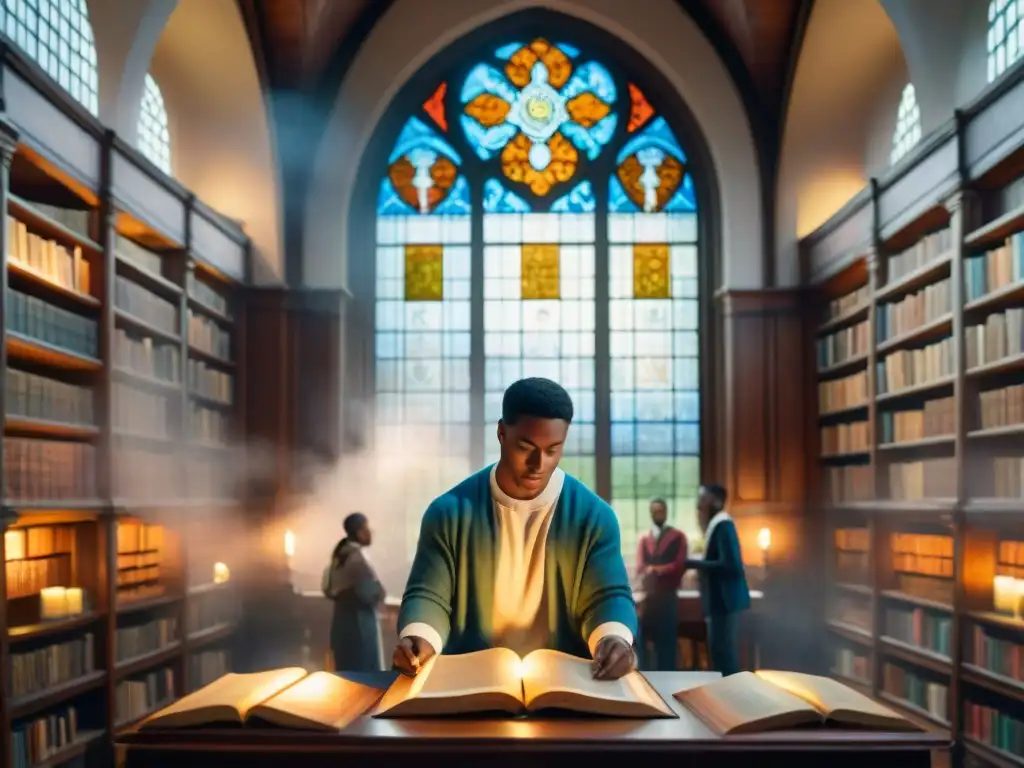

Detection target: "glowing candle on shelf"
[757, 528, 772, 552]
[993, 575, 1024, 617]
[65, 587, 84, 616]
[284, 530, 296, 560]
[213, 562, 231, 584]
[40, 587, 68, 621]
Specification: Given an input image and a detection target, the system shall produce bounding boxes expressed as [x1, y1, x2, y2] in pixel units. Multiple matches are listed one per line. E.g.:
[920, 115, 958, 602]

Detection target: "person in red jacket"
[635, 498, 688, 670]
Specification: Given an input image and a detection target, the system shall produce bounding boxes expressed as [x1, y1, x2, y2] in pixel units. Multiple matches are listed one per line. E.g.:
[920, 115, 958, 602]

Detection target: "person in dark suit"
[686, 484, 750, 676]
[636, 498, 687, 670]
[323, 513, 386, 671]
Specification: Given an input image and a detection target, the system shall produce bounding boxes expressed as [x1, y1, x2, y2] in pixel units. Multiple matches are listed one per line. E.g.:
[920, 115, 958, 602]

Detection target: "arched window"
[137, 73, 172, 175]
[371, 34, 703, 560]
[890, 83, 921, 166]
[988, 0, 1023, 82]
[0, 0, 98, 115]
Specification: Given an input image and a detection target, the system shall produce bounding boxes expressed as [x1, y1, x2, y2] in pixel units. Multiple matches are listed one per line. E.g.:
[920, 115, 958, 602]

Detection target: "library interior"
[0, 0, 1022, 766]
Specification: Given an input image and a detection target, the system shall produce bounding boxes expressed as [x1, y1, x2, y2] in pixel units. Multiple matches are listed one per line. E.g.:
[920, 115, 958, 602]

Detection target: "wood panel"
[802, 189, 874, 283]
[110, 142, 187, 245]
[190, 202, 247, 281]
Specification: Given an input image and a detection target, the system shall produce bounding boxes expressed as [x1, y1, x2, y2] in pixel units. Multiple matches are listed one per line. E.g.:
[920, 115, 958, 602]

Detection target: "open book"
[375, 647, 675, 718]
[140, 669, 383, 731]
[674, 670, 919, 735]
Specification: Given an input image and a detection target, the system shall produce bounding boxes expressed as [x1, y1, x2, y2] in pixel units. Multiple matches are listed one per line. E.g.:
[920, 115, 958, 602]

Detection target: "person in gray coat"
[323, 513, 385, 671]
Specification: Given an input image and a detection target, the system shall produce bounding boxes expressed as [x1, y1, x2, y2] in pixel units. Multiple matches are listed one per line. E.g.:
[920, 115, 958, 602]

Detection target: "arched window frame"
[346, 11, 719, 552]
[0, 0, 99, 115]
[137, 73, 172, 175]
[890, 83, 921, 166]
[988, 0, 1024, 83]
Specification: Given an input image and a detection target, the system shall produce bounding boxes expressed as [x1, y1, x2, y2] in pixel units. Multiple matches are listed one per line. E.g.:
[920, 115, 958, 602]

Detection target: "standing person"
[636, 498, 687, 670]
[393, 377, 637, 680]
[686, 484, 750, 676]
[323, 512, 386, 671]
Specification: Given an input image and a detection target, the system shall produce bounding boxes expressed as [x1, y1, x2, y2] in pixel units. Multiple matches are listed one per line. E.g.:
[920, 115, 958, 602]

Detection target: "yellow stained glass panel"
[521, 244, 560, 300]
[633, 244, 671, 299]
[505, 39, 572, 89]
[566, 92, 611, 129]
[502, 133, 578, 196]
[405, 245, 443, 301]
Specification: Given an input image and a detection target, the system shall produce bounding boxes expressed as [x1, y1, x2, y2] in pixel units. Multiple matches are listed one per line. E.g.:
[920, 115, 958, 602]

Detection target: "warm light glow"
[4, 529, 25, 561]
[757, 527, 772, 552]
[993, 575, 1024, 618]
[284, 530, 296, 559]
[40, 586, 68, 620]
[213, 562, 231, 584]
[65, 587, 84, 616]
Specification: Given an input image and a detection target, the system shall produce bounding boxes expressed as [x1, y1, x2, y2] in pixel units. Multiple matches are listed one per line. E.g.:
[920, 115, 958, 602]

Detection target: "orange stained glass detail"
[616, 153, 684, 212]
[388, 155, 458, 213]
[505, 39, 572, 89]
[566, 92, 611, 129]
[501, 133, 578, 196]
[627, 83, 654, 133]
[521, 244, 561, 300]
[465, 92, 511, 128]
[633, 244, 671, 299]
[404, 245, 444, 301]
[423, 82, 448, 131]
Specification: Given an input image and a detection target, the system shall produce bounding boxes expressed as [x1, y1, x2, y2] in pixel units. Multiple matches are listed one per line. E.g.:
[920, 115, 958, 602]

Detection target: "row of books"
[116, 559, 161, 590]
[111, 447, 182, 500]
[117, 522, 164, 553]
[999, 539, 1024, 570]
[824, 464, 873, 503]
[116, 617, 178, 662]
[116, 274, 178, 335]
[6, 287, 99, 358]
[882, 664, 948, 723]
[9, 633, 95, 700]
[835, 528, 870, 584]
[188, 311, 231, 360]
[817, 320, 869, 369]
[821, 421, 870, 455]
[117, 583, 166, 605]
[3, 437, 97, 501]
[830, 594, 872, 631]
[819, 371, 868, 414]
[876, 336, 954, 395]
[187, 271, 232, 319]
[978, 384, 1024, 430]
[876, 278, 950, 342]
[182, 454, 236, 499]
[113, 382, 175, 439]
[188, 649, 229, 692]
[115, 329, 181, 382]
[11, 703, 80, 768]
[879, 396, 955, 443]
[117, 234, 163, 276]
[187, 589, 235, 634]
[4, 525, 74, 560]
[964, 702, 1023, 758]
[189, 405, 230, 444]
[887, 458, 957, 500]
[115, 667, 175, 726]
[892, 532, 954, 562]
[885, 228, 953, 285]
[969, 624, 1023, 680]
[966, 308, 1024, 369]
[6, 367, 94, 426]
[833, 647, 869, 682]
[963, 231, 1024, 302]
[7, 214, 90, 294]
[187, 359, 233, 405]
[894, 573, 954, 606]
[989, 456, 1024, 498]
[823, 284, 869, 325]
[884, 606, 952, 656]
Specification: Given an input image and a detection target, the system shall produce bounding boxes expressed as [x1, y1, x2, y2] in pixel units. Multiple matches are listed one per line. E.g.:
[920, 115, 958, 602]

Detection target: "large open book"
[674, 670, 920, 735]
[375, 647, 675, 718]
[140, 669, 382, 731]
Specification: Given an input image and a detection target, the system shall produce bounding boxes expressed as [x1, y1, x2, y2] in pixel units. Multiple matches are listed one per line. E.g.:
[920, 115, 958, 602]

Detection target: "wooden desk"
[117, 671, 949, 767]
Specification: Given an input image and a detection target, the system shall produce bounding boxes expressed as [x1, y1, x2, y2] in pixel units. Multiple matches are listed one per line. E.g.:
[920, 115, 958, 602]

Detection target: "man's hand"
[591, 635, 636, 680]
[392, 636, 436, 677]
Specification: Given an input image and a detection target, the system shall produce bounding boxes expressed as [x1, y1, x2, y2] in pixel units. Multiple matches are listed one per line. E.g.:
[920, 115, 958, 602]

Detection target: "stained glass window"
[0, 0, 98, 115]
[988, 0, 1024, 82]
[372, 38, 704, 559]
[138, 74, 172, 175]
[889, 84, 921, 166]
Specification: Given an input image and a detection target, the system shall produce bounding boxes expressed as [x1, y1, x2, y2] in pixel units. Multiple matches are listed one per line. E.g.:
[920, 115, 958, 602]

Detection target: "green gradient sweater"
[397, 466, 637, 658]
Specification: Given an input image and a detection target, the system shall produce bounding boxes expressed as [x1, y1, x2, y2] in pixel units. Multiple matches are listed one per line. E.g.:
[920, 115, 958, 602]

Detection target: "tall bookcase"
[805, 72, 1024, 768]
[0, 45, 249, 768]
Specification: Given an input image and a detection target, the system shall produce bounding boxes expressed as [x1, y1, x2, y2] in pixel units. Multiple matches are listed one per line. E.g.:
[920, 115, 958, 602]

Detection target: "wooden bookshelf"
[804, 67, 1024, 768]
[0, 44, 250, 768]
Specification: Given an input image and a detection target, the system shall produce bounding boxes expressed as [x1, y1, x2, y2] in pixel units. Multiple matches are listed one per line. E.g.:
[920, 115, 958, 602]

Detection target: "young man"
[686, 484, 750, 676]
[636, 498, 687, 670]
[393, 377, 637, 680]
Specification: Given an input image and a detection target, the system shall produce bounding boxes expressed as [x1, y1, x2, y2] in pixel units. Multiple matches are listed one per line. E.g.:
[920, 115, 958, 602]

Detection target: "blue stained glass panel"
[389, 116, 461, 164]
[484, 178, 531, 213]
[557, 42, 581, 58]
[616, 116, 685, 165]
[494, 42, 524, 59]
[551, 181, 596, 213]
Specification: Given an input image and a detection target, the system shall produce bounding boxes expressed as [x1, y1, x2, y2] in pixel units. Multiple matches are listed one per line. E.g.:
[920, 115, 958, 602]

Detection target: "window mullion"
[594, 189, 612, 502]
[469, 174, 486, 470]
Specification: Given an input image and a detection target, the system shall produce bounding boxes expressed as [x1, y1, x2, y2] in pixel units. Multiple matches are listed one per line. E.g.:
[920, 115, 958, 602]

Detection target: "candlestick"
[65, 587, 84, 615]
[40, 586, 68, 620]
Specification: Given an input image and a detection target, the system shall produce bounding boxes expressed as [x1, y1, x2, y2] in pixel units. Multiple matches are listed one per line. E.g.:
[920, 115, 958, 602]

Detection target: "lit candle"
[213, 562, 231, 584]
[757, 527, 772, 552]
[40, 587, 68, 620]
[284, 530, 296, 559]
[65, 587, 84, 615]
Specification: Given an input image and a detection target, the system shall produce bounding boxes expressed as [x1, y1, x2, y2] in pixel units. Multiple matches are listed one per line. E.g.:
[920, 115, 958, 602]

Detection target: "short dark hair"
[502, 378, 574, 425]
[700, 484, 728, 509]
[650, 498, 668, 509]
[343, 512, 368, 538]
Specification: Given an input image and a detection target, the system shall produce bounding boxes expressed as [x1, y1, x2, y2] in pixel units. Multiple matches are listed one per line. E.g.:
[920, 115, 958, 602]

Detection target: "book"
[140, 669, 383, 731]
[674, 670, 919, 735]
[373, 647, 676, 718]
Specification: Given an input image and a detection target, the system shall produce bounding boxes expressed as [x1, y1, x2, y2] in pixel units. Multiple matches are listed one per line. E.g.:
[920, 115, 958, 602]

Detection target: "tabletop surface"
[119, 671, 951, 751]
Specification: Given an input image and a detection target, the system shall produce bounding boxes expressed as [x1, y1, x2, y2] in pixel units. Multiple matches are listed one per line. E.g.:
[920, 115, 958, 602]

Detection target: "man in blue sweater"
[686, 483, 750, 676]
[392, 378, 638, 680]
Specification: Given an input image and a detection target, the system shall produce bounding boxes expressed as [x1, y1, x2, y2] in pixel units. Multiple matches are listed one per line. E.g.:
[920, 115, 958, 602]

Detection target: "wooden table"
[117, 671, 949, 767]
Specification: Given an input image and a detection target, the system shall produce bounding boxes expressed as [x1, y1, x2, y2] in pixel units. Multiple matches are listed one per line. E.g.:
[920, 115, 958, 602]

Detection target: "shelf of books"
[0, 81, 248, 768]
[808, 130, 1024, 766]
